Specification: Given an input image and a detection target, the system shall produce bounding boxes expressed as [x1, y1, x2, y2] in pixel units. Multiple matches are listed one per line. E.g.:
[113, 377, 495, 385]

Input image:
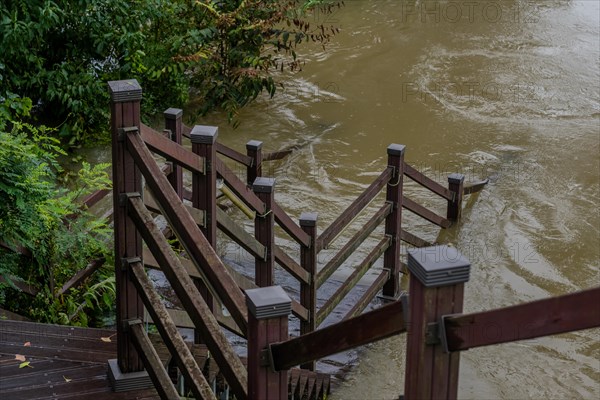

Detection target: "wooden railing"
[106, 79, 491, 398]
[252, 245, 600, 399]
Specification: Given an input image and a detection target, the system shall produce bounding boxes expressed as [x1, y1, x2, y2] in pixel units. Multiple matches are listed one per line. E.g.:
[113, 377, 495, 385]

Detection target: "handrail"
[343, 269, 390, 321]
[403, 196, 451, 228]
[80, 188, 110, 209]
[182, 123, 254, 166]
[316, 236, 390, 326]
[401, 229, 432, 248]
[140, 123, 205, 174]
[126, 131, 249, 332]
[214, 156, 311, 247]
[317, 167, 393, 252]
[128, 321, 185, 399]
[214, 157, 266, 214]
[444, 286, 600, 352]
[463, 178, 489, 195]
[270, 300, 406, 371]
[316, 202, 392, 288]
[216, 207, 266, 260]
[127, 197, 248, 399]
[272, 201, 311, 247]
[274, 246, 311, 285]
[129, 262, 217, 399]
[403, 163, 454, 201]
[143, 247, 308, 326]
[263, 149, 293, 161]
[216, 142, 253, 167]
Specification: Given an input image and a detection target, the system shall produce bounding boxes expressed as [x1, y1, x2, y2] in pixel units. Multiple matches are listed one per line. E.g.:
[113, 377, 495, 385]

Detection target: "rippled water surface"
[86, 1, 599, 398]
[207, 1, 599, 398]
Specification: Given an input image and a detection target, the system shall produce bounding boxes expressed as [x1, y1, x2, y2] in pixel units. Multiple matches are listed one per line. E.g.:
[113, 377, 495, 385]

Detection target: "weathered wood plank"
[144, 188, 205, 227]
[403, 196, 451, 228]
[444, 286, 600, 352]
[128, 321, 181, 400]
[343, 269, 389, 321]
[58, 257, 106, 296]
[216, 142, 253, 166]
[272, 202, 311, 247]
[80, 189, 111, 209]
[214, 157, 266, 214]
[316, 237, 390, 326]
[126, 132, 248, 333]
[130, 262, 216, 400]
[140, 123, 205, 174]
[274, 246, 310, 285]
[463, 178, 489, 195]
[400, 228, 432, 248]
[270, 300, 406, 371]
[404, 163, 454, 201]
[317, 167, 392, 252]
[0, 342, 114, 364]
[263, 149, 293, 161]
[217, 207, 266, 259]
[127, 198, 247, 399]
[317, 203, 391, 288]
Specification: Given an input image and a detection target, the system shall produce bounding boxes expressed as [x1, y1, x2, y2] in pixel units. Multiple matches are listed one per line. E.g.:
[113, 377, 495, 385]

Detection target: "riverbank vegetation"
[1, 0, 342, 144]
[0, 99, 114, 326]
[0, 0, 343, 326]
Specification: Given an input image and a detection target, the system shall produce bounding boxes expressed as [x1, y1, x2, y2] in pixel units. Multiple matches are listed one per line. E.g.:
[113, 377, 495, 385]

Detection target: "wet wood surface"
[0, 320, 159, 400]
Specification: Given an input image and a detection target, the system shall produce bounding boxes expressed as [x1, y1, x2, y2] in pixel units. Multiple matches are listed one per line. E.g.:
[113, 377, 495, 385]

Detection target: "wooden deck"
[0, 319, 159, 400]
[0, 318, 331, 399]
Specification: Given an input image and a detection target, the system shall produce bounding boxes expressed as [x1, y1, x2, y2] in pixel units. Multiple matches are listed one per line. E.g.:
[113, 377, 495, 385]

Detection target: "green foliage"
[0, 110, 114, 326]
[0, 0, 342, 144]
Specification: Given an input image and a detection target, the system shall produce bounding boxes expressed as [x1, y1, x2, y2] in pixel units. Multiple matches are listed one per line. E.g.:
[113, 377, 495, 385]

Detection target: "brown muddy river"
[193, 1, 600, 398]
[87, 0, 599, 398]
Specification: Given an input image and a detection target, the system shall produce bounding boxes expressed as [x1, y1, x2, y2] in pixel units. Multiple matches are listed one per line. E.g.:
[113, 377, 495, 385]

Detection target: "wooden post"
[108, 79, 145, 374]
[299, 212, 318, 370]
[246, 140, 263, 186]
[447, 173, 465, 223]
[190, 126, 218, 337]
[382, 144, 405, 299]
[253, 178, 276, 287]
[164, 108, 183, 199]
[404, 245, 470, 400]
[246, 286, 291, 400]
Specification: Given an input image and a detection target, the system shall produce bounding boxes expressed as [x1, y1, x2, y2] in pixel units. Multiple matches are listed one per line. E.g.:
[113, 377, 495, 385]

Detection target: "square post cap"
[253, 177, 276, 193]
[299, 212, 318, 227]
[448, 173, 465, 184]
[407, 245, 470, 287]
[387, 144, 406, 156]
[246, 286, 292, 319]
[246, 140, 263, 151]
[190, 125, 219, 144]
[164, 108, 183, 120]
[108, 79, 142, 103]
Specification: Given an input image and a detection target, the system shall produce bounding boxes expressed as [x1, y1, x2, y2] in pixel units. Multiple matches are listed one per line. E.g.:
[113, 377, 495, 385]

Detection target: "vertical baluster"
[253, 178, 276, 287]
[299, 212, 318, 370]
[164, 108, 183, 199]
[246, 140, 263, 186]
[382, 144, 405, 299]
[447, 173, 465, 223]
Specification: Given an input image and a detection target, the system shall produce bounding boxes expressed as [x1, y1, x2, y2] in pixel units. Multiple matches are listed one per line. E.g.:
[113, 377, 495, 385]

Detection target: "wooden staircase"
[149, 335, 331, 400]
